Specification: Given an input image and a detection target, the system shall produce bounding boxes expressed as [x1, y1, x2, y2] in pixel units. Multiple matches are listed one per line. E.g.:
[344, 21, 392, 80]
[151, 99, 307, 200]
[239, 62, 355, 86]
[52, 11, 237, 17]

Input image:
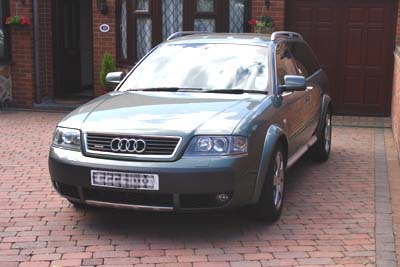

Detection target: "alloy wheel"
[324, 114, 332, 153]
[272, 151, 285, 209]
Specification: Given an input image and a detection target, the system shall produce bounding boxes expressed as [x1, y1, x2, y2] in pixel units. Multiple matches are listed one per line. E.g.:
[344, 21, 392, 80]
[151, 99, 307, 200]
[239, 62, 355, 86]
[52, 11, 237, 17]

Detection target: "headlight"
[52, 127, 81, 151]
[185, 136, 248, 156]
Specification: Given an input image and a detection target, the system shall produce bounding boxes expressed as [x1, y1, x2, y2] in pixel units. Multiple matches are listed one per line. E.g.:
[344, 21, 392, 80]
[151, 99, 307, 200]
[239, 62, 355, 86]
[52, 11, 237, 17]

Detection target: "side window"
[291, 42, 320, 78]
[275, 42, 298, 85]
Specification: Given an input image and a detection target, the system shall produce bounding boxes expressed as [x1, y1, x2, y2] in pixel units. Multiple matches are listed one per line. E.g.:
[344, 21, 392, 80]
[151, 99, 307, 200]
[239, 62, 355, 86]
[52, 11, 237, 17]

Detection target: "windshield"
[119, 43, 271, 92]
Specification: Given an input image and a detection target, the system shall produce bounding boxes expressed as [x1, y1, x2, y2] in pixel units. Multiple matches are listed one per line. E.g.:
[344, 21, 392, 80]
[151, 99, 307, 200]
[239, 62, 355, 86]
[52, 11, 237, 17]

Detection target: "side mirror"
[105, 72, 125, 90]
[279, 75, 306, 93]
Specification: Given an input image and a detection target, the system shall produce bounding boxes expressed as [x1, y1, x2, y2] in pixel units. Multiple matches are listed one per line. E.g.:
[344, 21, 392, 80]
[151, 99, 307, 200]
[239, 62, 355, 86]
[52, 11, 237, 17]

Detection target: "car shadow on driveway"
[72, 156, 320, 245]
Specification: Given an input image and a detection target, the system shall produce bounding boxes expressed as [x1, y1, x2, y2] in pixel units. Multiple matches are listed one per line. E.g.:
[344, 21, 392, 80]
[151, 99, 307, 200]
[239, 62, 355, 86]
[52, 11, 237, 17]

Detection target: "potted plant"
[5, 15, 31, 28]
[248, 15, 274, 34]
[100, 52, 117, 94]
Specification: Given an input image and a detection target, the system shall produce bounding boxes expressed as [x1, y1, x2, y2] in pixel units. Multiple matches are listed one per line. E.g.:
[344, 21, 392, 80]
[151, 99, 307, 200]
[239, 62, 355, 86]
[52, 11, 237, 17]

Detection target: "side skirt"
[286, 136, 317, 169]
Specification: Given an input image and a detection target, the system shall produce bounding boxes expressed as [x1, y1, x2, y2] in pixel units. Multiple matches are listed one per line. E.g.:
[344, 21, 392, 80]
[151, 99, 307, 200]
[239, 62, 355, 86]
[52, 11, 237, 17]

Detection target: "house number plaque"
[100, 24, 110, 33]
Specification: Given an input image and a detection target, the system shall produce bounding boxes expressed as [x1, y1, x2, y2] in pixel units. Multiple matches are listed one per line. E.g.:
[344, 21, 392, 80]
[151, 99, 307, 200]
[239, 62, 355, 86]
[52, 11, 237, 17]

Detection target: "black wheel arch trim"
[251, 124, 287, 204]
[316, 94, 332, 137]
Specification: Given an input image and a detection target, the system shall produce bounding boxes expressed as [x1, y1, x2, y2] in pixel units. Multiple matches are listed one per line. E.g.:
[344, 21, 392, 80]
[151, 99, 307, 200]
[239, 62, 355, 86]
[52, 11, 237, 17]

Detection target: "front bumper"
[48, 146, 258, 211]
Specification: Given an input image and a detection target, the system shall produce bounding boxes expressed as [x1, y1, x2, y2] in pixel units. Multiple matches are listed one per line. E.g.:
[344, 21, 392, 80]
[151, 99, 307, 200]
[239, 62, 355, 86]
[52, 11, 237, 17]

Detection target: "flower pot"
[6, 15, 31, 29]
[10, 24, 30, 31]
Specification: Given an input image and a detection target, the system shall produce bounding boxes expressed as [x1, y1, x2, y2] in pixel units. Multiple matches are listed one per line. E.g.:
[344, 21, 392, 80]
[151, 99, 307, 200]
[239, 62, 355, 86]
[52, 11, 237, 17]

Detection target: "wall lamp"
[265, 0, 270, 9]
[97, 0, 108, 15]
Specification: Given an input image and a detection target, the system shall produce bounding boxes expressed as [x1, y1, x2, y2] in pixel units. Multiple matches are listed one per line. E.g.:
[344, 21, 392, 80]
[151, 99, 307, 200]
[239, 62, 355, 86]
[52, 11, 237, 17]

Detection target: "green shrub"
[100, 52, 117, 87]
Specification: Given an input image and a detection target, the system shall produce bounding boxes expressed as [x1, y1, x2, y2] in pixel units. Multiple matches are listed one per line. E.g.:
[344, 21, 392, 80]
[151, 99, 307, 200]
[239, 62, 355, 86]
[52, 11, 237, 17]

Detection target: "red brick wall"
[391, 1, 400, 158]
[9, 0, 53, 106]
[9, 0, 35, 107]
[251, 0, 285, 31]
[8, 0, 288, 106]
[397, 1, 400, 45]
[92, 0, 117, 96]
[393, 49, 400, 159]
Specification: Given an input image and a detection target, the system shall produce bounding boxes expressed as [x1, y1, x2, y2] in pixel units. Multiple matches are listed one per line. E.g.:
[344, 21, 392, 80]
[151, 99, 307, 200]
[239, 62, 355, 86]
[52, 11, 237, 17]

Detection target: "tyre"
[311, 109, 332, 162]
[250, 143, 286, 222]
[68, 199, 86, 209]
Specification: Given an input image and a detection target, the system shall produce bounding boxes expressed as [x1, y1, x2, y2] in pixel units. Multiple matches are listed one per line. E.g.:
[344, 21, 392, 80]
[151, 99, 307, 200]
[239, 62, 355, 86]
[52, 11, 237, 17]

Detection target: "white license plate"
[91, 170, 159, 191]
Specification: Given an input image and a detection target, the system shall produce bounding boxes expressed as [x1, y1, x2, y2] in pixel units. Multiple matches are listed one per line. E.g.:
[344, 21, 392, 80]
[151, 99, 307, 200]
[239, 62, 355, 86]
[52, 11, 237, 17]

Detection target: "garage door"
[286, 0, 396, 116]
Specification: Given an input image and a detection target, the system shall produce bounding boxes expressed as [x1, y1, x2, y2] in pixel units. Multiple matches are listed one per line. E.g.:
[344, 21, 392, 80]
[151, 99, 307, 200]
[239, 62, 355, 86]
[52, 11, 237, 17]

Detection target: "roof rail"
[271, 31, 303, 41]
[166, 31, 210, 41]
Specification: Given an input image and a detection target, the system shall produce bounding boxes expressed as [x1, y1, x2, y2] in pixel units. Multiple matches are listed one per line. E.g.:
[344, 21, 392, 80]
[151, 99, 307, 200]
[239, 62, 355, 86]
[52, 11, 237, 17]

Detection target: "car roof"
[165, 33, 274, 47]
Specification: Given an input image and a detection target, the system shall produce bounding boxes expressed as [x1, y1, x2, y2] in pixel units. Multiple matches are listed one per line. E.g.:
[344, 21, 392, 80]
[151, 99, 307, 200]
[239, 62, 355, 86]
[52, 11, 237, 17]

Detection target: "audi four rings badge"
[110, 138, 146, 153]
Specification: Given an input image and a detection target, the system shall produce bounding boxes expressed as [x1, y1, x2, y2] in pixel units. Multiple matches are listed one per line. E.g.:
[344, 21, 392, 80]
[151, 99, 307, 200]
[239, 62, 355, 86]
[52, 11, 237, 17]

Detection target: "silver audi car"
[49, 31, 332, 222]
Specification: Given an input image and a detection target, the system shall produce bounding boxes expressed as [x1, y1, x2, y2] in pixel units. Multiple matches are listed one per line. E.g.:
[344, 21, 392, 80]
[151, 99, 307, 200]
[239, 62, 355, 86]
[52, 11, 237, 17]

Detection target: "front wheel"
[311, 109, 332, 162]
[250, 143, 286, 222]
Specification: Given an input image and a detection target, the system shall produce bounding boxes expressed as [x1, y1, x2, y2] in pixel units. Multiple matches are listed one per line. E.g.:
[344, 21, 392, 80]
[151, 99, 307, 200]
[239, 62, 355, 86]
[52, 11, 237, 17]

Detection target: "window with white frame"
[117, 0, 250, 65]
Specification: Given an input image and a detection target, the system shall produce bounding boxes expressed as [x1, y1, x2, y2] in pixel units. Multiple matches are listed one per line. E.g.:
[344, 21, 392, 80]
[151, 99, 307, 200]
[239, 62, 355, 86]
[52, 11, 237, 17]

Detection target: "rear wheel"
[250, 143, 286, 222]
[311, 109, 332, 162]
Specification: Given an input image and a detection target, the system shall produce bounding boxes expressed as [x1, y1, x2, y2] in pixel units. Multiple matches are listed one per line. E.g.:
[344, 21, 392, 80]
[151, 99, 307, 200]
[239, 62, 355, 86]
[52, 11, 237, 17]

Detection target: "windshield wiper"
[205, 89, 268, 95]
[126, 88, 267, 94]
[128, 87, 204, 92]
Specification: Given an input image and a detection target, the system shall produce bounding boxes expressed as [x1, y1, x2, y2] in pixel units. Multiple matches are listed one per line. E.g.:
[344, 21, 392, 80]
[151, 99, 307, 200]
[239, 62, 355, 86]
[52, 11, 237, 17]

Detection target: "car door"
[275, 42, 309, 156]
[290, 42, 323, 142]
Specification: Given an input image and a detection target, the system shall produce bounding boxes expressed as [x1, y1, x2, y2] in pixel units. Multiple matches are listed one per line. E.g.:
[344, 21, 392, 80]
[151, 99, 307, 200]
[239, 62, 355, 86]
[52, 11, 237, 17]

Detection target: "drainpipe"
[33, 0, 41, 104]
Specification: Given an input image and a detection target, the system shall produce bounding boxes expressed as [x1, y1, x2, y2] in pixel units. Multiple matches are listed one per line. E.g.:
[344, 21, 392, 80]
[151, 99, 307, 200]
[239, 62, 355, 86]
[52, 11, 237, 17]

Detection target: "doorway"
[54, 0, 93, 99]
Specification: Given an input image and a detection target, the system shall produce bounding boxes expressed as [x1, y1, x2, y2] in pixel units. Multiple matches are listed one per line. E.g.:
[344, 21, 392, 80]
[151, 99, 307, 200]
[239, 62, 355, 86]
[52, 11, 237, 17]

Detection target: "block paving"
[0, 111, 398, 267]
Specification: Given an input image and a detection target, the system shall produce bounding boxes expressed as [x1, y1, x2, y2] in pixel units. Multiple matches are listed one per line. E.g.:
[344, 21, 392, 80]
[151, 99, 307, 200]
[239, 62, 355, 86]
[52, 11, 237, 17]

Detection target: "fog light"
[216, 194, 230, 203]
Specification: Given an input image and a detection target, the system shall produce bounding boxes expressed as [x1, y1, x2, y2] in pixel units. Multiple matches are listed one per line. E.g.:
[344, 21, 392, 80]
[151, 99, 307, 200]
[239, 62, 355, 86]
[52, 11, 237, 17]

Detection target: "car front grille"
[85, 133, 181, 157]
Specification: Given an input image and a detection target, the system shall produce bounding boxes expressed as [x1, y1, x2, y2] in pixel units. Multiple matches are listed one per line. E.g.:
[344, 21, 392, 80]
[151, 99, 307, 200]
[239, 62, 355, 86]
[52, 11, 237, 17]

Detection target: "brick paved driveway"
[0, 111, 396, 267]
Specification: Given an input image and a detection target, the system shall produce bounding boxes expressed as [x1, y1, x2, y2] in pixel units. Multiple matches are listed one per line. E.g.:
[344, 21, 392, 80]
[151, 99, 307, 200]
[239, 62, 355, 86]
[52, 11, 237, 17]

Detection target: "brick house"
[0, 0, 400, 152]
